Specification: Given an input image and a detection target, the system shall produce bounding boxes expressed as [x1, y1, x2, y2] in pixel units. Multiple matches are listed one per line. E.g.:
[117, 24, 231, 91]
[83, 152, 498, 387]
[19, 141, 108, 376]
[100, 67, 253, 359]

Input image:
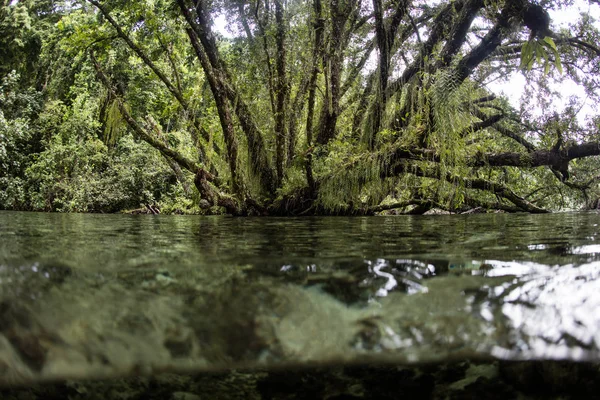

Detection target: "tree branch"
[470, 107, 537, 152]
[471, 141, 600, 168]
[90, 50, 205, 178]
[177, 0, 276, 195]
[388, 162, 549, 212]
[86, 0, 212, 158]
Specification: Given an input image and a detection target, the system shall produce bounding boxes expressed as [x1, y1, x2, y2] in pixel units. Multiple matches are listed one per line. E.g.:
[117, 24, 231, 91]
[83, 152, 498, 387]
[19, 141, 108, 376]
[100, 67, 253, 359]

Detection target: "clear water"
[1, 211, 599, 385]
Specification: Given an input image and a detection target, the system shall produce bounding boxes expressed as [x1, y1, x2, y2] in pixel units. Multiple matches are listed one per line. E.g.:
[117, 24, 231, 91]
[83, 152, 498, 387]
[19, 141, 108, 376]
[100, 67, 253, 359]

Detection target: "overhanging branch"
[388, 161, 548, 212]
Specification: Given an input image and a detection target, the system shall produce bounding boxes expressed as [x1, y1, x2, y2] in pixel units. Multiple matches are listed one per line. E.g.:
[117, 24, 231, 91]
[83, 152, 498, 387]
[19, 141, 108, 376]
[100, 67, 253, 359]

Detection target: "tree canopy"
[1, 0, 600, 215]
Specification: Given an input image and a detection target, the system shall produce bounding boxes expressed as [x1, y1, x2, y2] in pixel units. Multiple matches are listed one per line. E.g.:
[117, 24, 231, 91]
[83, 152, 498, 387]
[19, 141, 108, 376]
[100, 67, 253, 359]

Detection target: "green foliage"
[520, 37, 563, 75]
[0, 1, 34, 78]
[1, 0, 599, 215]
[0, 71, 44, 210]
[0, 112, 31, 209]
[0, 67, 184, 212]
[25, 131, 179, 212]
[315, 139, 399, 211]
[0, 70, 43, 119]
[103, 99, 126, 146]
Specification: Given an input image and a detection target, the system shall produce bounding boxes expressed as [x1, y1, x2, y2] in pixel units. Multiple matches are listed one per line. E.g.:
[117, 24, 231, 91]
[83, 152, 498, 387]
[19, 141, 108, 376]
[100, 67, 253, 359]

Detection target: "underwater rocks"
[1, 257, 600, 394]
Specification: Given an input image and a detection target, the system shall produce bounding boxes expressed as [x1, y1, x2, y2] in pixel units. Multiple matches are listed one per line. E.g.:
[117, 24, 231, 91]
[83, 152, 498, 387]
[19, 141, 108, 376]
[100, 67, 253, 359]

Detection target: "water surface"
[1, 211, 599, 385]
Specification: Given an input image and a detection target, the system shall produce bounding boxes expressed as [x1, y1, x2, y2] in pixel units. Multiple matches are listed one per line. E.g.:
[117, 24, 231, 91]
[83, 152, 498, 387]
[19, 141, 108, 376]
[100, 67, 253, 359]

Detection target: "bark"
[224, 84, 276, 194]
[356, 8, 425, 134]
[367, 139, 600, 212]
[371, 0, 387, 147]
[560, 37, 600, 57]
[387, 161, 548, 212]
[387, 0, 410, 46]
[236, 1, 254, 42]
[254, 1, 277, 116]
[274, 0, 288, 186]
[287, 73, 310, 167]
[145, 115, 193, 196]
[471, 108, 537, 152]
[383, 139, 600, 171]
[351, 74, 375, 139]
[184, 25, 241, 195]
[452, 0, 525, 85]
[458, 112, 504, 137]
[177, 0, 275, 195]
[369, 199, 451, 214]
[386, 0, 466, 98]
[316, 0, 355, 145]
[471, 141, 600, 169]
[339, 40, 375, 98]
[369, 0, 410, 146]
[436, 0, 485, 68]
[305, 0, 325, 194]
[168, 159, 192, 196]
[157, 36, 183, 95]
[189, 0, 222, 70]
[275, 130, 600, 214]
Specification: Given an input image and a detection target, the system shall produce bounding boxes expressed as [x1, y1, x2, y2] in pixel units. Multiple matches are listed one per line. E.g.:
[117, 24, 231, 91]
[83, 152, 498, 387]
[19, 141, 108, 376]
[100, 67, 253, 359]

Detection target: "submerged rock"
[1, 257, 600, 387]
[423, 208, 452, 215]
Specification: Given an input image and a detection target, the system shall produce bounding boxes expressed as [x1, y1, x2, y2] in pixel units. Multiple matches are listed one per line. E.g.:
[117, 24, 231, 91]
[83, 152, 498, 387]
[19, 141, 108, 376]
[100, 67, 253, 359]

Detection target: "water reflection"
[257, 255, 600, 362]
[571, 244, 600, 254]
[370, 259, 398, 296]
[497, 262, 600, 360]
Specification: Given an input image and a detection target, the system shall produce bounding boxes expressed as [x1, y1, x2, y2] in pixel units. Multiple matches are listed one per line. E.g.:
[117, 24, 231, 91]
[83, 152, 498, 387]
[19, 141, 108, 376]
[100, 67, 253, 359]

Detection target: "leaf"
[549, 47, 563, 75]
[542, 36, 558, 51]
[526, 54, 536, 71]
[522, 41, 533, 58]
[539, 37, 563, 75]
[554, 56, 563, 75]
[538, 45, 549, 63]
[535, 44, 543, 66]
[520, 41, 534, 70]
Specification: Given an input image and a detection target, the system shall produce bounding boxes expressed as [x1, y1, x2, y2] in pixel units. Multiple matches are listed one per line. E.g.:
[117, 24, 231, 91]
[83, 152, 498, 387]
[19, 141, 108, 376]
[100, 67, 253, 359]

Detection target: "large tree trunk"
[305, 0, 325, 194]
[183, 24, 241, 196]
[371, 0, 388, 147]
[365, 0, 409, 146]
[178, 0, 276, 196]
[315, 0, 354, 146]
[86, 0, 600, 216]
[274, 0, 288, 186]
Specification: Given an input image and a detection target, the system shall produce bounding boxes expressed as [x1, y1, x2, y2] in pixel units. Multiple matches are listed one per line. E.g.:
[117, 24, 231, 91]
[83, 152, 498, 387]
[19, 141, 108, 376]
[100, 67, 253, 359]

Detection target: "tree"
[2, 0, 600, 214]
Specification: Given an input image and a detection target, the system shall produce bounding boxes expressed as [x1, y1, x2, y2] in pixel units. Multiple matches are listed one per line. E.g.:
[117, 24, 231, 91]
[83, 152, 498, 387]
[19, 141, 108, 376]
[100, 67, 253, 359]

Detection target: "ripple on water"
[1, 211, 600, 385]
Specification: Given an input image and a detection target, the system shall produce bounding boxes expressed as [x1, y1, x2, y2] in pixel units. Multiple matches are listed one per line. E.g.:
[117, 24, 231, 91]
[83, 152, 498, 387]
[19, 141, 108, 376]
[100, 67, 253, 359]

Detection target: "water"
[1, 211, 599, 391]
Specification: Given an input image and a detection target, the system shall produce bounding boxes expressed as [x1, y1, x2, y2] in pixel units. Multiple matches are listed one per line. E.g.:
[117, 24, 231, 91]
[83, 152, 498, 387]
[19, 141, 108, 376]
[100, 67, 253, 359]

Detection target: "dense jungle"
[1, 0, 599, 216]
